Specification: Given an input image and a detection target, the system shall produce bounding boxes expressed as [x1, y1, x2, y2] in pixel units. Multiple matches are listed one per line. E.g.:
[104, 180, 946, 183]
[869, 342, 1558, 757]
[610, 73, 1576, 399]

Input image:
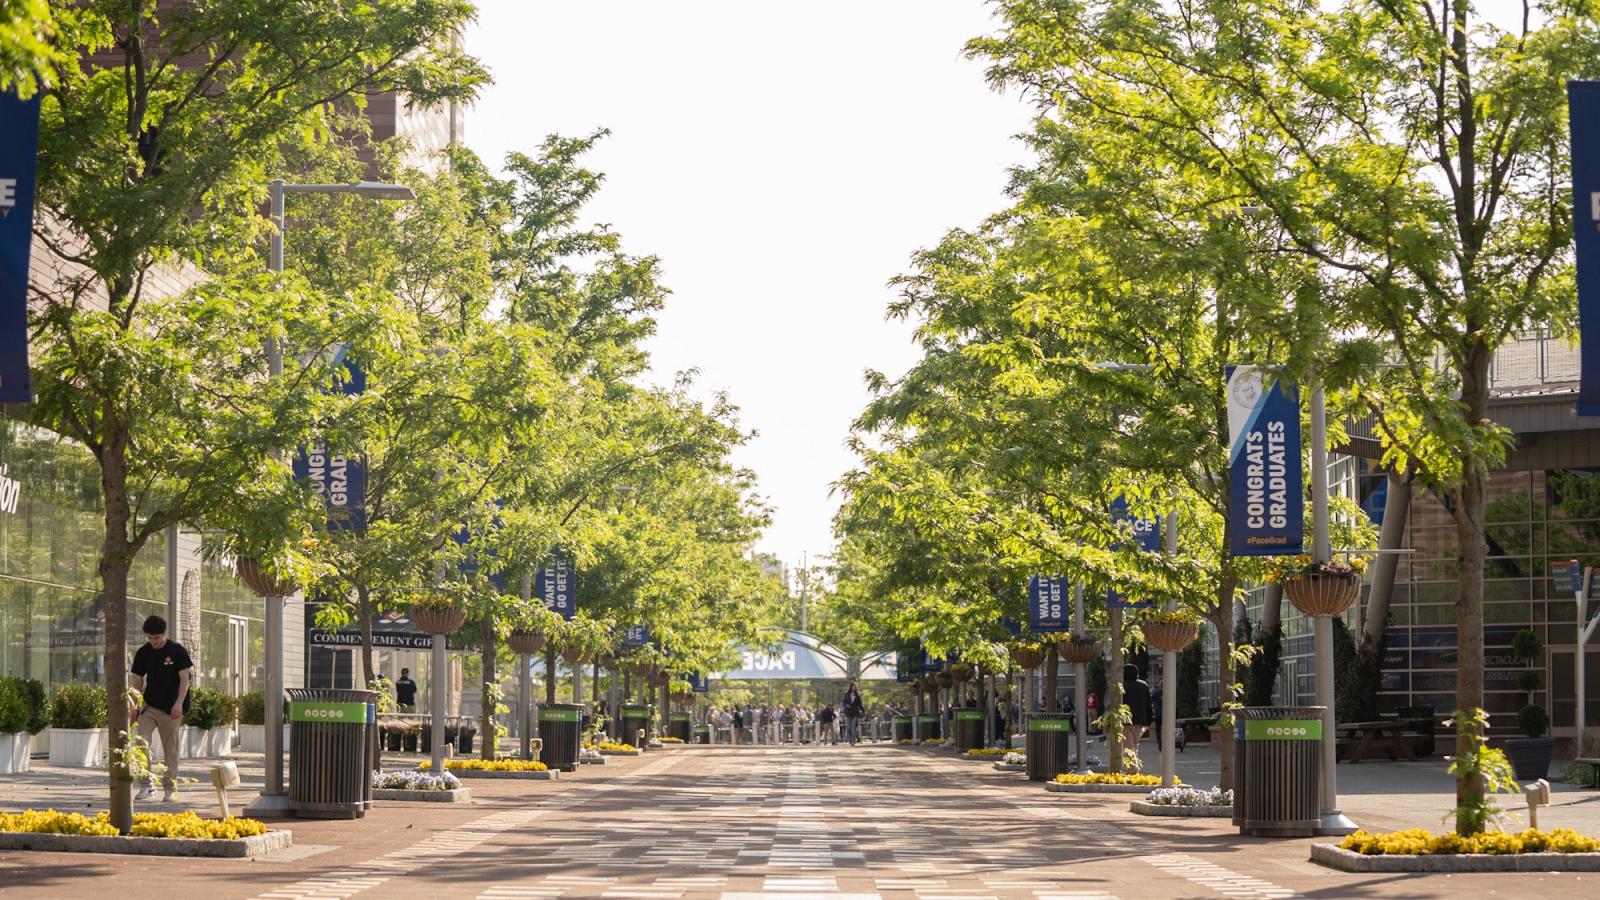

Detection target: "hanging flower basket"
[1058, 636, 1100, 665]
[949, 662, 974, 683]
[1284, 573, 1360, 617]
[560, 647, 587, 665]
[410, 604, 467, 636]
[670, 691, 694, 707]
[1143, 621, 1200, 653]
[919, 676, 938, 693]
[1009, 645, 1044, 670]
[652, 670, 671, 687]
[934, 671, 954, 689]
[235, 557, 295, 597]
[625, 661, 651, 677]
[507, 632, 545, 655]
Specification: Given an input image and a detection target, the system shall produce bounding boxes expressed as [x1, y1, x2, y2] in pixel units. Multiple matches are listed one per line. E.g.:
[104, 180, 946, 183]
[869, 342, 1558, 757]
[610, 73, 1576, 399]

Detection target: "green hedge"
[49, 683, 107, 730]
[0, 677, 48, 735]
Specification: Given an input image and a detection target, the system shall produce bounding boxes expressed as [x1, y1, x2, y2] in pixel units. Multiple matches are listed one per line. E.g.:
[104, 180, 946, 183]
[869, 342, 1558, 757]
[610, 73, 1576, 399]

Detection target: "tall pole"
[430, 634, 448, 772]
[1073, 584, 1087, 772]
[1161, 511, 1179, 789]
[1312, 383, 1357, 835]
[519, 570, 532, 759]
[261, 180, 288, 803]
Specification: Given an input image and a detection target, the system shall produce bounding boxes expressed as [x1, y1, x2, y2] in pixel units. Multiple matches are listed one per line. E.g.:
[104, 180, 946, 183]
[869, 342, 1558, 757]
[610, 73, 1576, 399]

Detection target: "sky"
[464, 2, 1035, 570]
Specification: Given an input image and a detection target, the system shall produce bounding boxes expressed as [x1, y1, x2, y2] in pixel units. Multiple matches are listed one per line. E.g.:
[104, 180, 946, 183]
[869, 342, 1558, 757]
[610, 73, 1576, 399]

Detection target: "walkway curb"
[1310, 844, 1600, 872]
[373, 787, 472, 803]
[1045, 782, 1152, 794]
[0, 828, 291, 858]
[1129, 800, 1232, 817]
[445, 769, 558, 780]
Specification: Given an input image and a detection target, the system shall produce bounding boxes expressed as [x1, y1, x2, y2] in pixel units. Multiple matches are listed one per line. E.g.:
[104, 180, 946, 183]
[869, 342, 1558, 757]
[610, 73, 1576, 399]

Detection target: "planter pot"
[402, 732, 419, 753]
[1502, 736, 1555, 780]
[507, 632, 545, 655]
[562, 648, 587, 665]
[237, 724, 289, 753]
[457, 730, 476, 755]
[235, 557, 296, 597]
[949, 663, 974, 683]
[1009, 646, 1044, 670]
[652, 671, 670, 687]
[934, 671, 954, 689]
[385, 731, 402, 751]
[1143, 621, 1199, 653]
[372, 787, 472, 803]
[47, 727, 108, 768]
[180, 726, 233, 758]
[1058, 637, 1100, 665]
[410, 605, 467, 636]
[0, 732, 32, 773]
[1130, 800, 1232, 818]
[1284, 574, 1360, 617]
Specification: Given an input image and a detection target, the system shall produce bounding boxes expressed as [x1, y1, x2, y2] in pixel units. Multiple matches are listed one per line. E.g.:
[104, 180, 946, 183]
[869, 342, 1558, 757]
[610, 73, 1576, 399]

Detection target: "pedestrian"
[129, 615, 192, 802]
[1086, 689, 1099, 732]
[818, 702, 837, 744]
[395, 667, 417, 712]
[1122, 664, 1152, 760]
[843, 681, 865, 745]
[732, 706, 744, 744]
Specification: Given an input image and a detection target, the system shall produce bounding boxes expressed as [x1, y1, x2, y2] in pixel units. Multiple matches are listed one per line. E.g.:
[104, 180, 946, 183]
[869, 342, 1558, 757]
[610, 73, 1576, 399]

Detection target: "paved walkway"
[1, 743, 1598, 898]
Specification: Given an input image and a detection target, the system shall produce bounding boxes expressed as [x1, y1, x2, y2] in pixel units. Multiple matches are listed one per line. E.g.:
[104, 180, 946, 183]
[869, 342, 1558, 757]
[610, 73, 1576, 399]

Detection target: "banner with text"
[536, 550, 575, 620]
[292, 348, 368, 532]
[1226, 365, 1303, 556]
[1107, 495, 1159, 609]
[0, 91, 42, 404]
[1572, 82, 1600, 415]
[1027, 576, 1069, 632]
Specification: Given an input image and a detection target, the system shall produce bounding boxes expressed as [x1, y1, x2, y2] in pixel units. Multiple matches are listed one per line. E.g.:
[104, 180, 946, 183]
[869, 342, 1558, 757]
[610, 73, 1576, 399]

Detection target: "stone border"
[600, 749, 642, 757]
[1311, 844, 1600, 873]
[444, 768, 558, 780]
[962, 752, 1009, 761]
[0, 829, 291, 859]
[373, 787, 472, 803]
[1130, 800, 1232, 818]
[1045, 781, 1157, 794]
[580, 756, 608, 765]
[992, 763, 1027, 772]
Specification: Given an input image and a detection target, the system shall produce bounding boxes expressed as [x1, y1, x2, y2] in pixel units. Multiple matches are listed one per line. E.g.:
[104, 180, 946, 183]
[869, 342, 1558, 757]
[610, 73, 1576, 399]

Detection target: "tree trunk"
[100, 427, 135, 834]
[480, 615, 496, 760]
[1261, 583, 1282, 635]
[1455, 345, 1492, 832]
[1043, 644, 1059, 712]
[358, 585, 376, 690]
[1108, 606, 1125, 773]
[544, 647, 557, 704]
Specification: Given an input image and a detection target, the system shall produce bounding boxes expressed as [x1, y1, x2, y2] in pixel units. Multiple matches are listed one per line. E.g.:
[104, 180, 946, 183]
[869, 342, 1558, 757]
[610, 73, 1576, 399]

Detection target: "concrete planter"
[46, 728, 107, 768]
[600, 748, 642, 757]
[373, 787, 472, 803]
[1311, 843, 1600, 873]
[991, 762, 1027, 772]
[180, 726, 234, 758]
[238, 724, 290, 753]
[1045, 781, 1155, 794]
[0, 732, 32, 774]
[580, 756, 608, 765]
[443, 768, 558, 780]
[1130, 800, 1233, 817]
[0, 828, 291, 859]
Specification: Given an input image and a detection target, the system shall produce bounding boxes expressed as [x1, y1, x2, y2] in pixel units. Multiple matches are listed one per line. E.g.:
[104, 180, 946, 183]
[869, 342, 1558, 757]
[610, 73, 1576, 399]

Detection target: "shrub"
[183, 688, 239, 730]
[0, 678, 47, 735]
[1511, 628, 1543, 663]
[1341, 828, 1599, 856]
[1517, 704, 1551, 740]
[237, 691, 265, 726]
[49, 683, 106, 730]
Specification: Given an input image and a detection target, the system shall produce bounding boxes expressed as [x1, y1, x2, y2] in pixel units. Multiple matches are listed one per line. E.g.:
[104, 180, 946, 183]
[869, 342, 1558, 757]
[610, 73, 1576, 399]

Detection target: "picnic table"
[1337, 720, 1414, 763]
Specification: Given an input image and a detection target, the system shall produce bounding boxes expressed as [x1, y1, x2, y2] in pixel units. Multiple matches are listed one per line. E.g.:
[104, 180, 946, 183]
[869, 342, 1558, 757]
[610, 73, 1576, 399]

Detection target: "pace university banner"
[0, 91, 42, 404]
[1225, 366, 1303, 556]
[1107, 495, 1160, 608]
[1571, 82, 1600, 415]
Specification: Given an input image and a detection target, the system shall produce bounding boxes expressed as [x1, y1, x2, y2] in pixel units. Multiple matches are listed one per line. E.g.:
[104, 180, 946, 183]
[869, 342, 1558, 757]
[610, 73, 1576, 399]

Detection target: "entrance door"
[227, 617, 248, 697]
[1548, 645, 1600, 734]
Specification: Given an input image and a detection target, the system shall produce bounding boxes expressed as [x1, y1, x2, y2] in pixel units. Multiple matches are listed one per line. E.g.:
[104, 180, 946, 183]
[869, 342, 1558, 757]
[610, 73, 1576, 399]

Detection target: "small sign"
[1242, 719, 1322, 741]
[1028, 718, 1073, 732]
[671, 712, 692, 722]
[538, 707, 579, 722]
[1554, 559, 1582, 595]
[289, 701, 371, 724]
[955, 710, 986, 721]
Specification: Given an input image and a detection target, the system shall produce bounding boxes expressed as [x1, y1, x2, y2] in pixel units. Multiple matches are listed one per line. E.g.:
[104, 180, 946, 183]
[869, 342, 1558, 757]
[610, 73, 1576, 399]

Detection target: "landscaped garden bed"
[1047, 772, 1170, 794]
[962, 747, 1008, 760]
[596, 741, 640, 756]
[1130, 786, 1232, 817]
[1313, 829, 1600, 872]
[0, 810, 289, 858]
[371, 769, 471, 802]
[419, 759, 557, 780]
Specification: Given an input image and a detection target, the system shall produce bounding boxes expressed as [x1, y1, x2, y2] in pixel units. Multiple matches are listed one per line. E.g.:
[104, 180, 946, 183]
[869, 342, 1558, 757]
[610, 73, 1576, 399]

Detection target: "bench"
[1177, 717, 1212, 744]
[1576, 758, 1600, 789]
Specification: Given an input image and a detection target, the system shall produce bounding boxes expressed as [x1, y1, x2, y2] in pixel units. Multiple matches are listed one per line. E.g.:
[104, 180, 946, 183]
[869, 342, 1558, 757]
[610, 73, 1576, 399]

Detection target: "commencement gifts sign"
[0, 91, 42, 404]
[1225, 366, 1303, 556]
[1570, 82, 1600, 415]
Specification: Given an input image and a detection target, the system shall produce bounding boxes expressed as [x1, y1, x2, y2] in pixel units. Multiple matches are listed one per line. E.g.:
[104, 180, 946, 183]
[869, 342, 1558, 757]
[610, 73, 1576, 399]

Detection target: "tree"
[968, 0, 1600, 832]
[27, 0, 482, 832]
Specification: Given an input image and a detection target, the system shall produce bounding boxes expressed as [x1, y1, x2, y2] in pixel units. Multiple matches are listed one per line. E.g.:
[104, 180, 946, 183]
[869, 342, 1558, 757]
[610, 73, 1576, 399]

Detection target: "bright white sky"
[465, 2, 1034, 570]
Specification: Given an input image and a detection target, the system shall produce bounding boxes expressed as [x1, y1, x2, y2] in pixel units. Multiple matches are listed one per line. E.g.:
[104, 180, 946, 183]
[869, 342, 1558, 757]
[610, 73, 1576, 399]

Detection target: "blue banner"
[452, 522, 505, 592]
[0, 91, 42, 404]
[1572, 82, 1600, 415]
[688, 672, 708, 692]
[621, 623, 651, 648]
[292, 349, 368, 531]
[1027, 576, 1069, 632]
[1108, 495, 1159, 608]
[536, 550, 575, 620]
[1225, 366, 1303, 556]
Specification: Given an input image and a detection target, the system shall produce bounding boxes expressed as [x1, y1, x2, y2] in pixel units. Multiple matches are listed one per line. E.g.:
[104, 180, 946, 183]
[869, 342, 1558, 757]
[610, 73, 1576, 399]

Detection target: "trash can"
[1397, 705, 1435, 756]
[916, 714, 942, 741]
[1233, 706, 1324, 837]
[693, 724, 712, 744]
[1025, 712, 1073, 782]
[288, 688, 377, 819]
[954, 708, 986, 751]
[538, 703, 582, 772]
[893, 716, 912, 742]
[669, 712, 692, 742]
[620, 704, 652, 748]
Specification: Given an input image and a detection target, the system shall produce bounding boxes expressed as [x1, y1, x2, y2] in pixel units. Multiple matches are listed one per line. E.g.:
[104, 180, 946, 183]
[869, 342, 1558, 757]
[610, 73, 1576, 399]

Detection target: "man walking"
[842, 681, 865, 745]
[395, 668, 417, 712]
[129, 615, 192, 802]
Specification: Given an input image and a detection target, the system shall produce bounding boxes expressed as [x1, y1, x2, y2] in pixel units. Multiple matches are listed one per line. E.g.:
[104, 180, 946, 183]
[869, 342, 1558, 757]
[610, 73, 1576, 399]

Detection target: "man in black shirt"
[395, 668, 417, 712]
[129, 615, 192, 802]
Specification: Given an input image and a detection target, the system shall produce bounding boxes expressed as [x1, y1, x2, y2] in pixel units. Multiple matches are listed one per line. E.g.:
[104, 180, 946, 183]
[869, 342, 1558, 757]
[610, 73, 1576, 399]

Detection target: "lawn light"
[210, 761, 241, 818]
[1523, 779, 1551, 830]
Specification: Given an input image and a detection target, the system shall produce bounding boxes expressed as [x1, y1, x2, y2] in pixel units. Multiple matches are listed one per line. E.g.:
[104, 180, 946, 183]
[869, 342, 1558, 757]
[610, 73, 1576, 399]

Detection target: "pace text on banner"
[1107, 495, 1159, 608]
[1571, 81, 1600, 416]
[0, 91, 42, 404]
[1225, 365, 1304, 556]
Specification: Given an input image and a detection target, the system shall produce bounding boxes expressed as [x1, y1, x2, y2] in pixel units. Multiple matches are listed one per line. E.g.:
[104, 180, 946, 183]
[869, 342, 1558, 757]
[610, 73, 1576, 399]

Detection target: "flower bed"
[963, 748, 1008, 759]
[418, 758, 555, 779]
[0, 810, 287, 858]
[371, 769, 471, 803]
[923, 738, 948, 746]
[660, 736, 683, 744]
[1047, 772, 1171, 794]
[596, 741, 639, 756]
[1002, 751, 1026, 765]
[1131, 786, 1232, 817]
[1313, 828, 1600, 873]
[1055, 772, 1167, 786]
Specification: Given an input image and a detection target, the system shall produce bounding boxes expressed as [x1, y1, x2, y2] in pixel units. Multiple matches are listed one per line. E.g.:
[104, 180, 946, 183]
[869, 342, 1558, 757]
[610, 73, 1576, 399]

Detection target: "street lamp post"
[1311, 383, 1358, 835]
[248, 179, 414, 817]
[1160, 511, 1179, 789]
